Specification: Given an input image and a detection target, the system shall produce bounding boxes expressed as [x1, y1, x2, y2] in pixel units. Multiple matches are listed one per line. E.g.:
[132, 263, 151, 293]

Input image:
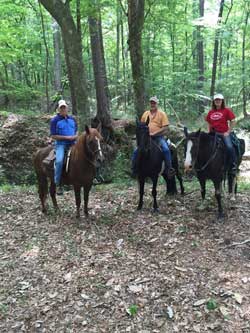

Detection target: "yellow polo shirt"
[141, 109, 169, 135]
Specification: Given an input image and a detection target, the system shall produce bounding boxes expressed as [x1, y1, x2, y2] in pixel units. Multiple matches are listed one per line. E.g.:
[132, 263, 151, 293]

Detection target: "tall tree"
[197, 0, 205, 113]
[242, 5, 250, 118]
[88, 1, 112, 138]
[210, 0, 225, 97]
[127, 0, 145, 118]
[39, 0, 89, 124]
[52, 19, 61, 93]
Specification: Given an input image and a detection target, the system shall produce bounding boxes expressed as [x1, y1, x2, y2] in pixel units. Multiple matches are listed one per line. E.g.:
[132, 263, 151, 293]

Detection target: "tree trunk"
[210, 0, 225, 97]
[39, 0, 89, 125]
[88, 5, 112, 139]
[52, 19, 61, 93]
[127, 0, 145, 118]
[38, 1, 50, 111]
[116, 1, 121, 105]
[197, 0, 205, 113]
[242, 9, 249, 118]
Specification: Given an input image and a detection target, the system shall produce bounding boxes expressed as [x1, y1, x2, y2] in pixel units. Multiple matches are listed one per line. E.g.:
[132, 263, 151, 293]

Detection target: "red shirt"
[206, 108, 235, 133]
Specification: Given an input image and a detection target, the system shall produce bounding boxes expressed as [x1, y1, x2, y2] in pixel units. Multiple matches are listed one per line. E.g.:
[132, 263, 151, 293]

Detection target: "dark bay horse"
[33, 126, 103, 218]
[184, 129, 244, 220]
[135, 119, 184, 212]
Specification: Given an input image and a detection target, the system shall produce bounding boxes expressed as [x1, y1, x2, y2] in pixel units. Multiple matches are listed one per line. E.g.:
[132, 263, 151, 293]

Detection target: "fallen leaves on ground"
[0, 182, 249, 333]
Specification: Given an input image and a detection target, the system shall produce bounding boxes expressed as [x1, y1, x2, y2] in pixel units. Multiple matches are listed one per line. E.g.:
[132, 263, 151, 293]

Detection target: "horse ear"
[97, 122, 102, 133]
[184, 126, 188, 137]
[196, 128, 201, 136]
[146, 116, 150, 126]
[85, 125, 90, 135]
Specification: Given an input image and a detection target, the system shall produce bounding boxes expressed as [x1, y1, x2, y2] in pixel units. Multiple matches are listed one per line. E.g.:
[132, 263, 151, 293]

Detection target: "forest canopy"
[0, 0, 250, 122]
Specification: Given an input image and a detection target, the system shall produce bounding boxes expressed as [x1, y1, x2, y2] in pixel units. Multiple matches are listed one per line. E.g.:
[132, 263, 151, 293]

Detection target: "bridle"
[85, 137, 102, 167]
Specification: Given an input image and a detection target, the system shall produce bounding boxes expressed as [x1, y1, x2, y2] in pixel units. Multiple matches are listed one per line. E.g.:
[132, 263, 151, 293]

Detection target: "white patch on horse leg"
[230, 176, 237, 201]
[184, 140, 193, 170]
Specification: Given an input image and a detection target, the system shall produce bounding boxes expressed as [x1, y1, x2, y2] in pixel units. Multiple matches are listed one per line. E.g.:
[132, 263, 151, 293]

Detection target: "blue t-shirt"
[50, 114, 78, 145]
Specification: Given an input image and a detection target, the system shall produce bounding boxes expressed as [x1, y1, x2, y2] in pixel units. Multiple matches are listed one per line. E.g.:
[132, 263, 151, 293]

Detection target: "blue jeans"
[54, 144, 69, 185]
[223, 135, 236, 167]
[132, 136, 172, 169]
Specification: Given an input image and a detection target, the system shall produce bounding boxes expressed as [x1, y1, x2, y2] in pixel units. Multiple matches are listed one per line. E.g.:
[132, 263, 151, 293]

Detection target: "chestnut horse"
[33, 126, 103, 218]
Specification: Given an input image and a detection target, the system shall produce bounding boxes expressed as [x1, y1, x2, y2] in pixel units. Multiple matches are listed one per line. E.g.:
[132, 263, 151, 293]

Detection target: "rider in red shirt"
[206, 94, 237, 173]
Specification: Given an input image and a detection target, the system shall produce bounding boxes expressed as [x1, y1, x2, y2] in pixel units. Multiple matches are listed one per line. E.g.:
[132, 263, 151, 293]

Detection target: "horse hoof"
[152, 208, 159, 214]
[137, 205, 142, 211]
[217, 213, 225, 222]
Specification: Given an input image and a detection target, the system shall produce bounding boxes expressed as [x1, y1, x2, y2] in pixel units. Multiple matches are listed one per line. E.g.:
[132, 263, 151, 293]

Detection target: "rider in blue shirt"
[50, 100, 78, 189]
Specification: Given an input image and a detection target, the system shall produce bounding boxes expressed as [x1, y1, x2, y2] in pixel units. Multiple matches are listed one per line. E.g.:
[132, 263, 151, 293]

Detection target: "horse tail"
[33, 149, 49, 211]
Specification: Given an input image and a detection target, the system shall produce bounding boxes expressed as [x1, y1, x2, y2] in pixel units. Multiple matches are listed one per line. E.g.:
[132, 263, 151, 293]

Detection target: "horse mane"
[70, 132, 86, 161]
[189, 131, 215, 144]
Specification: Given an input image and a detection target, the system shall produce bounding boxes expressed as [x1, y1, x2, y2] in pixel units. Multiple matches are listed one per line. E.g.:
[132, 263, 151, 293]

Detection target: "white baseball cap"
[149, 96, 159, 103]
[58, 99, 68, 108]
[213, 94, 224, 100]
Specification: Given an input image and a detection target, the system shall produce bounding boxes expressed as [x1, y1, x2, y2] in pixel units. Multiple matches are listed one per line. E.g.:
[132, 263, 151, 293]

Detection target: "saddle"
[230, 132, 245, 158]
[42, 148, 72, 173]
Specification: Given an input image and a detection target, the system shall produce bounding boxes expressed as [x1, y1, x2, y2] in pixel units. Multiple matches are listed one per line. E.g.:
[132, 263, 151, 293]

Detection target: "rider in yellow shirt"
[132, 96, 174, 178]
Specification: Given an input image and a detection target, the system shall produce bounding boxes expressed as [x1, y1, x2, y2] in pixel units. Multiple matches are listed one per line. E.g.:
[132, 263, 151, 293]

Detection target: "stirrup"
[167, 167, 176, 178]
[56, 185, 64, 195]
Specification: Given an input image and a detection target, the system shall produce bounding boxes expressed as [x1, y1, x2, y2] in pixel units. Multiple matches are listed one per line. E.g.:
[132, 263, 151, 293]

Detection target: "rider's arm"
[51, 134, 78, 141]
[229, 119, 236, 132]
[151, 126, 168, 137]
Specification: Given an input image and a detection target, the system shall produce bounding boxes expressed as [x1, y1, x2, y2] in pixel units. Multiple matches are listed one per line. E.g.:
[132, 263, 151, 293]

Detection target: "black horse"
[184, 129, 245, 220]
[135, 119, 184, 212]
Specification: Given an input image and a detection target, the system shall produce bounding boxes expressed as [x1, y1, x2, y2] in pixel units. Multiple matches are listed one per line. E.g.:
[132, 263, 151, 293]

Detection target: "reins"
[193, 133, 219, 172]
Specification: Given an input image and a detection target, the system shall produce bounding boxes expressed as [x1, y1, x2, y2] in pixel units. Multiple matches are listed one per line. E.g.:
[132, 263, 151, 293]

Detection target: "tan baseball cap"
[149, 96, 159, 103]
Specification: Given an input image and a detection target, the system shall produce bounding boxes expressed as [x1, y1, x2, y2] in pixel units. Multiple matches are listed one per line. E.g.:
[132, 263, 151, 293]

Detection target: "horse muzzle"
[184, 163, 193, 173]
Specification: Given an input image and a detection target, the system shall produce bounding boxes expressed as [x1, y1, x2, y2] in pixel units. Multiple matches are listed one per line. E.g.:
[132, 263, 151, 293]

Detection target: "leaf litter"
[0, 183, 249, 332]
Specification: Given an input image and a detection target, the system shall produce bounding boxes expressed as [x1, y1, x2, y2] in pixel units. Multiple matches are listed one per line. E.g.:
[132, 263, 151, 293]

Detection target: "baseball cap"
[58, 99, 68, 108]
[149, 96, 159, 103]
[213, 94, 224, 100]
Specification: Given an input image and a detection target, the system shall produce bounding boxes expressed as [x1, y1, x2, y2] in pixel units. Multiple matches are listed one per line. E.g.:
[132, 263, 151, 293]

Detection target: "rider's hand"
[223, 131, 230, 137]
[67, 135, 77, 140]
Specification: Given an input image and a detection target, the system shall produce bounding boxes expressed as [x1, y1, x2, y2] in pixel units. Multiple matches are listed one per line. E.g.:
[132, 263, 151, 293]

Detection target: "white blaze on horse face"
[184, 140, 193, 170]
[95, 136, 104, 161]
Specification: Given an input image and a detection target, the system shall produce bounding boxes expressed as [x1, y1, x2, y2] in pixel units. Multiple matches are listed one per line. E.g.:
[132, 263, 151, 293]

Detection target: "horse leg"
[176, 170, 184, 195]
[196, 177, 207, 211]
[137, 177, 145, 210]
[49, 181, 58, 211]
[228, 173, 237, 201]
[38, 177, 48, 213]
[198, 177, 206, 200]
[214, 181, 224, 220]
[163, 173, 177, 195]
[152, 176, 159, 212]
[83, 185, 91, 217]
[74, 186, 81, 218]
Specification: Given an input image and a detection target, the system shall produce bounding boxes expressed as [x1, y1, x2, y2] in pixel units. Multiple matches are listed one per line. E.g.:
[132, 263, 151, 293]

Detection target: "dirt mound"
[0, 114, 50, 184]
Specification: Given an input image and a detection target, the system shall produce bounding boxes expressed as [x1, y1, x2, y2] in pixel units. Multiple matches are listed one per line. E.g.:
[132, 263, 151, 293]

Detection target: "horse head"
[184, 129, 201, 172]
[136, 117, 150, 153]
[85, 125, 104, 163]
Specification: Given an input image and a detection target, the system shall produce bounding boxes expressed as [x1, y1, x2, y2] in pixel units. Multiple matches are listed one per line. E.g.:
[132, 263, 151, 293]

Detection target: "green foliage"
[0, 83, 42, 105]
[126, 304, 138, 316]
[206, 298, 218, 311]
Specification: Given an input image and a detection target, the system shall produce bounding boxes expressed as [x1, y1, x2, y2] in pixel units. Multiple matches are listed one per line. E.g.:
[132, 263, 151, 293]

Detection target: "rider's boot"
[163, 156, 175, 179]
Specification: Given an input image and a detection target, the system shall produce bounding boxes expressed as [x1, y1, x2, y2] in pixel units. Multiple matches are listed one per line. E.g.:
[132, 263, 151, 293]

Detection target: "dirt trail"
[0, 183, 250, 333]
